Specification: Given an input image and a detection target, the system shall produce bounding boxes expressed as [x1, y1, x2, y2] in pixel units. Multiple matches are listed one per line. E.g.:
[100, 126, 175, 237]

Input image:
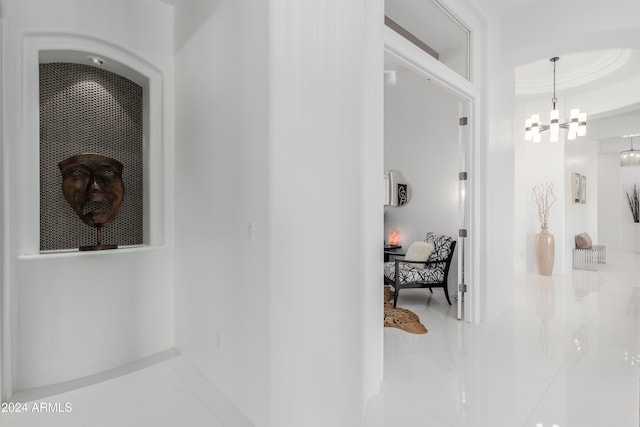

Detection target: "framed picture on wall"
[572, 172, 587, 204]
[579, 175, 587, 204]
[572, 172, 581, 203]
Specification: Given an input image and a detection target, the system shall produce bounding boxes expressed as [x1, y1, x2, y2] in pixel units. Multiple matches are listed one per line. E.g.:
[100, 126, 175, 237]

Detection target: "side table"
[384, 245, 404, 262]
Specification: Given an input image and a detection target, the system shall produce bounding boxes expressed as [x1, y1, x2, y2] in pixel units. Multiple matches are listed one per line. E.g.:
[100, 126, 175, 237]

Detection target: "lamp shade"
[388, 228, 401, 246]
[523, 58, 587, 142]
[620, 150, 640, 167]
[549, 110, 559, 142]
[621, 136, 640, 167]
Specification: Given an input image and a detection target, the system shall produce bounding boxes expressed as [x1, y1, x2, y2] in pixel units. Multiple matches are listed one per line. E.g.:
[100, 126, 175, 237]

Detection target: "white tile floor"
[1, 355, 253, 427]
[2, 251, 639, 427]
[366, 250, 640, 427]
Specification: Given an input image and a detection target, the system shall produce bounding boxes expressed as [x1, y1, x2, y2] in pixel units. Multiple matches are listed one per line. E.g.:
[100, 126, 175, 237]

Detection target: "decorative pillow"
[575, 233, 592, 249]
[424, 232, 454, 262]
[404, 241, 435, 269]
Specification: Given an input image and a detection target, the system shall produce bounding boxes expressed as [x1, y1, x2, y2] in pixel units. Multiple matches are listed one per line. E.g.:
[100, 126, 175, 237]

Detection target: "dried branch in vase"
[532, 182, 556, 228]
[625, 184, 639, 223]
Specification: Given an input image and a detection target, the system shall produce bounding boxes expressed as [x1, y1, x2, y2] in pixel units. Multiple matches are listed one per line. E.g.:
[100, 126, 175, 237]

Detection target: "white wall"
[481, 11, 516, 321]
[361, 0, 386, 407]
[0, 14, 6, 400]
[499, 0, 640, 275]
[384, 66, 460, 296]
[514, 97, 566, 273]
[268, 2, 379, 424]
[173, 1, 270, 425]
[598, 154, 622, 250]
[593, 112, 640, 252]
[514, 80, 640, 274]
[499, 0, 640, 67]
[3, 0, 174, 393]
[564, 135, 598, 267]
[619, 166, 640, 251]
[173, 1, 384, 426]
[514, 94, 600, 275]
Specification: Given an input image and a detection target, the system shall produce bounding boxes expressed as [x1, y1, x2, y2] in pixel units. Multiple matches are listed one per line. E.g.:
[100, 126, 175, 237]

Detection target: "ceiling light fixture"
[620, 134, 640, 167]
[87, 56, 104, 66]
[524, 57, 587, 143]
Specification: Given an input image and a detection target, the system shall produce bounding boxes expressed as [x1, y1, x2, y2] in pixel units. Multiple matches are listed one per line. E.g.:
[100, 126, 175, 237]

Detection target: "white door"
[457, 103, 472, 321]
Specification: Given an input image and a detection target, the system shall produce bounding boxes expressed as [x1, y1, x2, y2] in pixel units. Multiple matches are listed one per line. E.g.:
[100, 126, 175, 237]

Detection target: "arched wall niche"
[21, 35, 167, 253]
[39, 59, 144, 251]
[39, 49, 148, 88]
[3, 30, 174, 399]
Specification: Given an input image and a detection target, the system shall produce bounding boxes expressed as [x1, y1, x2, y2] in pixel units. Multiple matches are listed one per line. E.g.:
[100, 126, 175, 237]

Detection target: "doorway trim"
[383, 25, 480, 322]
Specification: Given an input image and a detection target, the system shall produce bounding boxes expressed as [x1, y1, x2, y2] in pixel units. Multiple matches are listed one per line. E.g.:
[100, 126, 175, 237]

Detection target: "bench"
[573, 232, 606, 271]
[573, 245, 606, 271]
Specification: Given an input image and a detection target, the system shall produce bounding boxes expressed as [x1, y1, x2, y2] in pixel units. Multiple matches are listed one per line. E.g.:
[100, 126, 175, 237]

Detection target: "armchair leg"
[443, 286, 452, 305]
[393, 285, 399, 308]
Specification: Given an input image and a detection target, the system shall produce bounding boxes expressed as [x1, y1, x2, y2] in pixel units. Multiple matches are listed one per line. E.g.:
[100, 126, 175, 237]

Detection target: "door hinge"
[458, 283, 468, 293]
[459, 172, 468, 181]
[459, 117, 468, 126]
[459, 229, 468, 238]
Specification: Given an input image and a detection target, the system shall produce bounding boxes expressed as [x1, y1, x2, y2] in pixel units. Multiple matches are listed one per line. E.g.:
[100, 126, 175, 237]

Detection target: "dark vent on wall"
[39, 62, 144, 251]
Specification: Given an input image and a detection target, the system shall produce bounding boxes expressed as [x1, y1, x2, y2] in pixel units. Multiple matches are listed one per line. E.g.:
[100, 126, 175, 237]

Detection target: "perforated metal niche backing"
[40, 63, 143, 251]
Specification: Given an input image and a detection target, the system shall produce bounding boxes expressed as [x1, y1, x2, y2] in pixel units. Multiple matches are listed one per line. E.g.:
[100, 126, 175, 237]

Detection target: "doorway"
[383, 50, 473, 321]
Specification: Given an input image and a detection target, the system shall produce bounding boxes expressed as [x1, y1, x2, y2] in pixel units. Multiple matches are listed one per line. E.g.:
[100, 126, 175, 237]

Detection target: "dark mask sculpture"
[59, 153, 124, 250]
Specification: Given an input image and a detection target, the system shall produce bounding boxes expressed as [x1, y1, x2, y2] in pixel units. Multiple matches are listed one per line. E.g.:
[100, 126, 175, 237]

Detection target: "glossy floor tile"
[366, 250, 640, 427]
[0, 356, 240, 427]
[2, 252, 638, 427]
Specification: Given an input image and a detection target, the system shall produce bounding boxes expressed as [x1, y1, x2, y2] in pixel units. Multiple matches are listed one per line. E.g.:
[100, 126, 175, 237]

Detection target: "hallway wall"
[0, 16, 5, 400]
[593, 112, 640, 252]
[173, 1, 384, 426]
[506, 0, 640, 274]
[2, 0, 175, 393]
[173, 1, 270, 424]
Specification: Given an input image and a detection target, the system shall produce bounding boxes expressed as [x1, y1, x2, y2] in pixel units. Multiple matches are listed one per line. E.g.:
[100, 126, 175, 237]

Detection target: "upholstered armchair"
[384, 233, 456, 307]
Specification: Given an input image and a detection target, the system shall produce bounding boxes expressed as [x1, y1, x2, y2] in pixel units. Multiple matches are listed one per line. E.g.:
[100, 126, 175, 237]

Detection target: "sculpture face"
[59, 154, 124, 228]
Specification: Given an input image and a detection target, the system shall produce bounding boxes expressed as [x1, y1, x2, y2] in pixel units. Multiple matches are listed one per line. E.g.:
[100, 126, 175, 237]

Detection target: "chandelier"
[620, 135, 640, 167]
[524, 57, 587, 143]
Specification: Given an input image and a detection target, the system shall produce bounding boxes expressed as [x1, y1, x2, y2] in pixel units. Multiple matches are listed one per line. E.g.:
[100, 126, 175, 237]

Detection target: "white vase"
[635, 223, 640, 254]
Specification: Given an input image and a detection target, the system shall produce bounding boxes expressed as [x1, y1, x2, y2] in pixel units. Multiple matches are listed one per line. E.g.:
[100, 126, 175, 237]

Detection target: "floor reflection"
[369, 250, 640, 427]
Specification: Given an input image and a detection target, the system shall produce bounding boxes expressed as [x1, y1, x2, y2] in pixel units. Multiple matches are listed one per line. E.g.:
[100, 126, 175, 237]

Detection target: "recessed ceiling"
[515, 49, 640, 96]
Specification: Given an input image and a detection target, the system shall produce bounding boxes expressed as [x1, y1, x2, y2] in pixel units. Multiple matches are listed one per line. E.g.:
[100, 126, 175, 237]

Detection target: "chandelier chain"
[551, 57, 559, 110]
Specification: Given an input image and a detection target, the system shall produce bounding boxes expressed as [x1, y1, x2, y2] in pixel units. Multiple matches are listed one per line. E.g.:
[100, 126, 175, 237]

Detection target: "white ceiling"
[478, 0, 640, 148]
[481, 0, 541, 16]
[514, 49, 640, 149]
[165, 0, 640, 147]
[515, 49, 640, 97]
